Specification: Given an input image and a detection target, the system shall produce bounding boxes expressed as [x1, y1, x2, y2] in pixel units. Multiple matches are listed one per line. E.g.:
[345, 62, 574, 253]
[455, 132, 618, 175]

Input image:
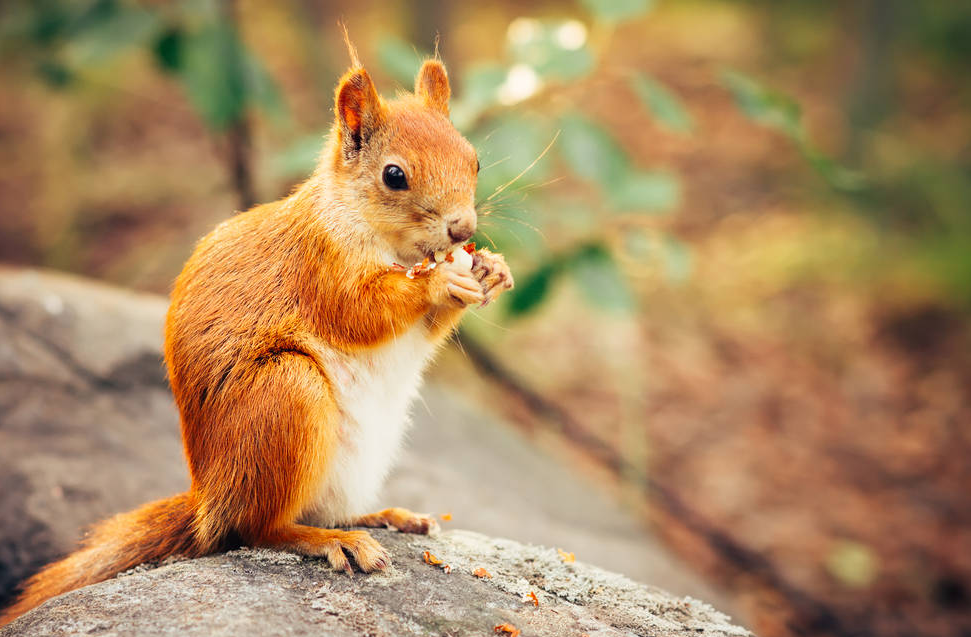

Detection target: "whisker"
[482, 192, 528, 211]
[482, 212, 547, 241]
[480, 127, 502, 143]
[514, 175, 566, 195]
[465, 310, 514, 332]
[477, 193, 528, 214]
[475, 227, 499, 250]
[482, 156, 511, 172]
[480, 219, 525, 247]
[486, 176, 563, 205]
[486, 131, 560, 202]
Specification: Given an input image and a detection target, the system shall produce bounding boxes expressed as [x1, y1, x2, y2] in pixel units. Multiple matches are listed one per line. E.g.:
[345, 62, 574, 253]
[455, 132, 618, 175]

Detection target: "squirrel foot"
[353, 507, 440, 535]
[263, 524, 390, 573]
[472, 249, 514, 306]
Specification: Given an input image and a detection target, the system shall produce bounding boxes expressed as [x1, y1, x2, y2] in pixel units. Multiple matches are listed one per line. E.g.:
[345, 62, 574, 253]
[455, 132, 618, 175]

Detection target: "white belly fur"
[302, 326, 437, 527]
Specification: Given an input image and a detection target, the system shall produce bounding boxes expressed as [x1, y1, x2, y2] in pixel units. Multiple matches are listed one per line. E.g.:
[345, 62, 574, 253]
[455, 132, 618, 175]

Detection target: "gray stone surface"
[387, 387, 730, 604]
[0, 268, 186, 604]
[1, 529, 751, 637]
[0, 266, 741, 629]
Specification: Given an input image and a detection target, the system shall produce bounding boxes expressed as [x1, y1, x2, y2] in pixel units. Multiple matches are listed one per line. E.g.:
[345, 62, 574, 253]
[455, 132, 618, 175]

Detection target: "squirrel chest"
[303, 326, 438, 527]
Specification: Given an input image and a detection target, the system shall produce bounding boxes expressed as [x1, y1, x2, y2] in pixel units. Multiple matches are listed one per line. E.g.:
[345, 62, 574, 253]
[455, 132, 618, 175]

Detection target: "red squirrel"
[1, 53, 513, 625]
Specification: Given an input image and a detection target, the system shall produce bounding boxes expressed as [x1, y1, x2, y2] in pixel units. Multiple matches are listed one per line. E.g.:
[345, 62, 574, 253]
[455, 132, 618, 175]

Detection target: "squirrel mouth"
[417, 243, 453, 263]
[411, 242, 466, 268]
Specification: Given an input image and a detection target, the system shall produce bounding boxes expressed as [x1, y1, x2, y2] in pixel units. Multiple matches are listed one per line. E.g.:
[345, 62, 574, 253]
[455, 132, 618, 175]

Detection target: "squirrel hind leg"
[353, 507, 440, 535]
[183, 352, 391, 572]
[261, 524, 390, 573]
[185, 350, 339, 548]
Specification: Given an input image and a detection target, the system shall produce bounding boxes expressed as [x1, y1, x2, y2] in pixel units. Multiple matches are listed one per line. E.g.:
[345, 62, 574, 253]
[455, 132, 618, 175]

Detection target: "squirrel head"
[328, 59, 479, 265]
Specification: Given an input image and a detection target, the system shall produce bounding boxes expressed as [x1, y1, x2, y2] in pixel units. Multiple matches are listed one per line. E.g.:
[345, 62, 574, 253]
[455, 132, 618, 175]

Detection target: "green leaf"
[568, 244, 635, 312]
[180, 22, 247, 130]
[62, 5, 161, 68]
[506, 20, 594, 81]
[376, 35, 426, 87]
[804, 148, 868, 192]
[623, 227, 654, 261]
[241, 45, 287, 123]
[35, 59, 74, 87]
[1, 1, 71, 47]
[270, 133, 325, 178]
[720, 69, 802, 139]
[558, 112, 629, 190]
[609, 170, 680, 212]
[540, 46, 594, 81]
[722, 69, 867, 193]
[460, 64, 508, 106]
[451, 64, 507, 130]
[506, 260, 560, 317]
[630, 73, 693, 133]
[153, 27, 184, 74]
[579, 0, 654, 23]
[178, 22, 288, 130]
[661, 237, 692, 283]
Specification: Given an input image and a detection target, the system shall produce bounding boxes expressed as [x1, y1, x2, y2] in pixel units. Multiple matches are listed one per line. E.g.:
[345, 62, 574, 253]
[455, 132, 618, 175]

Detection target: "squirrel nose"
[447, 215, 476, 243]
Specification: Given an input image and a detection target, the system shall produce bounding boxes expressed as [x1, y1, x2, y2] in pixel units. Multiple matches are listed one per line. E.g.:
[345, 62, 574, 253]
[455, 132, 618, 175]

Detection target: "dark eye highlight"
[382, 164, 408, 190]
[476, 158, 481, 173]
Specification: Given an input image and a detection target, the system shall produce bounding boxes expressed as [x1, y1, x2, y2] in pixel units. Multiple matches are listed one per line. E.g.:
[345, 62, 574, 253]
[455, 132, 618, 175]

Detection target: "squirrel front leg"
[425, 262, 485, 339]
[426, 250, 515, 337]
[313, 263, 483, 349]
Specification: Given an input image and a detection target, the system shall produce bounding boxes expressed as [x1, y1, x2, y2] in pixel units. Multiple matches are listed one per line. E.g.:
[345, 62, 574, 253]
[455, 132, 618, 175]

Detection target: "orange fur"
[1, 54, 513, 627]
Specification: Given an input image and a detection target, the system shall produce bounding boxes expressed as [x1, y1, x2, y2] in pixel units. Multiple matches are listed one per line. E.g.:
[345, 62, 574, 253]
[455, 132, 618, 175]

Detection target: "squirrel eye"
[382, 164, 408, 190]
[476, 158, 481, 173]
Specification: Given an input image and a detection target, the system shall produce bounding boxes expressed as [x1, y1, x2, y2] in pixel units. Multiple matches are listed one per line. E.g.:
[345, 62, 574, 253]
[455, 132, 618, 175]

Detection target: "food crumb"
[473, 567, 493, 579]
[494, 623, 521, 636]
[557, 548, 576, 563]
[422, 551, 443, 566]
[440, 512, 453, 521]
[521, 591, 539, 606]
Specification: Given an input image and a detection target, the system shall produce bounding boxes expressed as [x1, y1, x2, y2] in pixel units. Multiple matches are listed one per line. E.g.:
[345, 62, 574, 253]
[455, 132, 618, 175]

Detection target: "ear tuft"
[335, 68, 383, 158]
[415, 59, 450, 116]
[339, 21, 361, 68]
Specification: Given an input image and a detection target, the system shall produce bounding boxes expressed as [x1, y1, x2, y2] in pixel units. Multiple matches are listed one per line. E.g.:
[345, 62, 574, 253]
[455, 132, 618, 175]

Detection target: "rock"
[1, 529, 751, 637]
[0, 268, 186, 604]
[0, 266, 739, 625]
[385, 385, 732, 606]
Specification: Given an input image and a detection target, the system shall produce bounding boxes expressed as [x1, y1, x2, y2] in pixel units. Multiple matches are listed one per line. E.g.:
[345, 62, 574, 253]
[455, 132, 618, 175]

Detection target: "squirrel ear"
[415, 59, 450, 116]
[335, 68, 383, 158]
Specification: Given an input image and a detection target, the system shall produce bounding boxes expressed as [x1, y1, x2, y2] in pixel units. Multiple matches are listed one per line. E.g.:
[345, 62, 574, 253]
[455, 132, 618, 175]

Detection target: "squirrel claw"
[473, 249, 514, 305]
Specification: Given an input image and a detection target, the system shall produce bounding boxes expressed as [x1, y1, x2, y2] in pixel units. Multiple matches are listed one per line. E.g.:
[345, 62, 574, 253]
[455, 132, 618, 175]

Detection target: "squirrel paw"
[320, 530, 390, 574]
[353, 507, 440, 536]
[265, 525, 390, 573]
[434, 265, 486, 307]
[472, 249, 514, 306]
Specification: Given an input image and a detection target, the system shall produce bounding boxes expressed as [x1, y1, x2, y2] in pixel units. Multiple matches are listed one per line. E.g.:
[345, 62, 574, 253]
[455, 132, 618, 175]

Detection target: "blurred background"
[1, 0, 970, 635]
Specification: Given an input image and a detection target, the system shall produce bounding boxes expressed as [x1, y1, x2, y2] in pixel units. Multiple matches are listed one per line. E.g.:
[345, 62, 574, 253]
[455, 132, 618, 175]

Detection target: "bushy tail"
[0, 492, 201, 626]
